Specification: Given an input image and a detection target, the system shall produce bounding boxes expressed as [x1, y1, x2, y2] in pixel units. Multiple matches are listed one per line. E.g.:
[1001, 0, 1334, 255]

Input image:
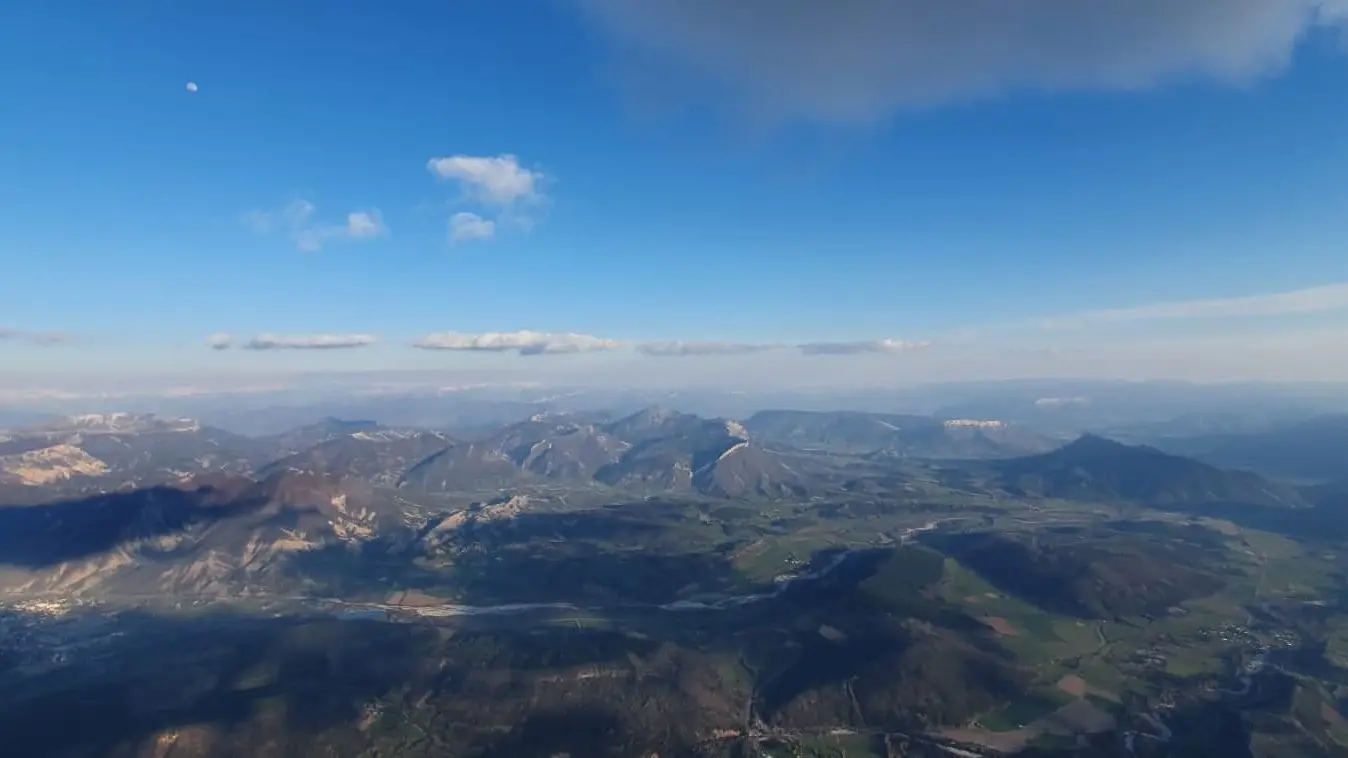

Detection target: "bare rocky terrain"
[2, 408, 1347, 757]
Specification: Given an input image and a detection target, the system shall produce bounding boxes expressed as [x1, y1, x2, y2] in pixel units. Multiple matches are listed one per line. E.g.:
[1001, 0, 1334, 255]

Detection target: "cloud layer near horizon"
[1044, 282, 1348, 326]
[0, 328, 73, 346]
[203, 329, 931, 357]
[207, 333, 378, 351]
[197, 281, 1348, 363]
[412, 331, 623, 355]
[798, 339, 930, 356]
[408, 331, 928, 357]
[636, 341, 779, 357]
[580, 0, 1348, 124]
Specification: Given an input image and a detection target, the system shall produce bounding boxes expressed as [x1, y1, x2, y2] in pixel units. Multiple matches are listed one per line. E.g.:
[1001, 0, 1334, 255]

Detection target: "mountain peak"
[744, 409, 1053, 458]
[628, 405, 679, 423]
[998, 433, 1302, 507]
[604, 406, 701, 440]
[1056, 434, 1180, 464]
[1062, 433, 1131, 454]
[310, 417, 380, 433]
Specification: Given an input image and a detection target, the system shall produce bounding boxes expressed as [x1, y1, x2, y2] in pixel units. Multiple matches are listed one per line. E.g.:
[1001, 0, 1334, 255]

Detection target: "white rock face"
[433, 495, 531, 533]
[0, 444, 110, 485]
[715, 441, 750, 464]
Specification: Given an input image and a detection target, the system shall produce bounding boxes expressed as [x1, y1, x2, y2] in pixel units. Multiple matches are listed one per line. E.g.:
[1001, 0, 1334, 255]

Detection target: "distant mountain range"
[398, 407, 809, 498]
[257, 416, 384, 456]
[1150, 413, 1348, 484]
[991, 434, 1306, 508]
[3, 410, 1318, 511]
[744, 409, 1057, 458]
[0, 413, 264, 495]
[0, 424, 1330, 605]
[260, 428, 454, 487]
[0, 409, 815, 501]
[10, 429, 1297, 605]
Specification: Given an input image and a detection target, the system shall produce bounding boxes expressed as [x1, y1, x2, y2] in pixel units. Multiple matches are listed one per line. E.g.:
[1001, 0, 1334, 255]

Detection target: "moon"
[186, 81, 199, 93]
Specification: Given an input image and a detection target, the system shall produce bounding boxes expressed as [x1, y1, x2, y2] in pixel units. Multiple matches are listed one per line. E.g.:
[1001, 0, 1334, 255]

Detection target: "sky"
[2, 0, 1348, 390]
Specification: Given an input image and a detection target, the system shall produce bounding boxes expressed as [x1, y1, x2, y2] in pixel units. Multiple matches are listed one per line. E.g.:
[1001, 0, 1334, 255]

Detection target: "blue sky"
[2, 1, 1348, 387]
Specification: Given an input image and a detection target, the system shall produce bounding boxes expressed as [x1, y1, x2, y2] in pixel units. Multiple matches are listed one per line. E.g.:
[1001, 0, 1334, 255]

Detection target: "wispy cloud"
[1043, 282, 1348, 327]
[636, 341, 781, 357]
[219, 334, 380, 350]
[798, 339, 929, 355]
[26, 333, 74, 346]
[0, 328, 74, 346]
[412, 331, 623, 356]
[206, 333, 233, 351]
[449, 212, 496, 243]
[244, 200, 387, 252]
[580, 0, 1348, 125]
[242, 199, 315, 235]
[344, 211, 385, 240]
[427, 154, 545, 205]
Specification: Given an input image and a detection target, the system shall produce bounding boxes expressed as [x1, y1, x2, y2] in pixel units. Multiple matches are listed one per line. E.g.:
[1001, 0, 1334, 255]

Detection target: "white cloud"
[449, 212, 496, 243]
[427, 154, 545, 205]
[1044, 282, 1348, 326]
[206, 333, 233, 350]
[579, 0, 1348, 124]
[345, 211, 386, 239]
[798, 339, 929, 355]
[242, 334, 378, 350]
[407, 332, 935, 358]
[426, 155, 547, 244]
[637, 341, 780, 356]
[244, 200, 386, 251]
[412, 331, 624, 356]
